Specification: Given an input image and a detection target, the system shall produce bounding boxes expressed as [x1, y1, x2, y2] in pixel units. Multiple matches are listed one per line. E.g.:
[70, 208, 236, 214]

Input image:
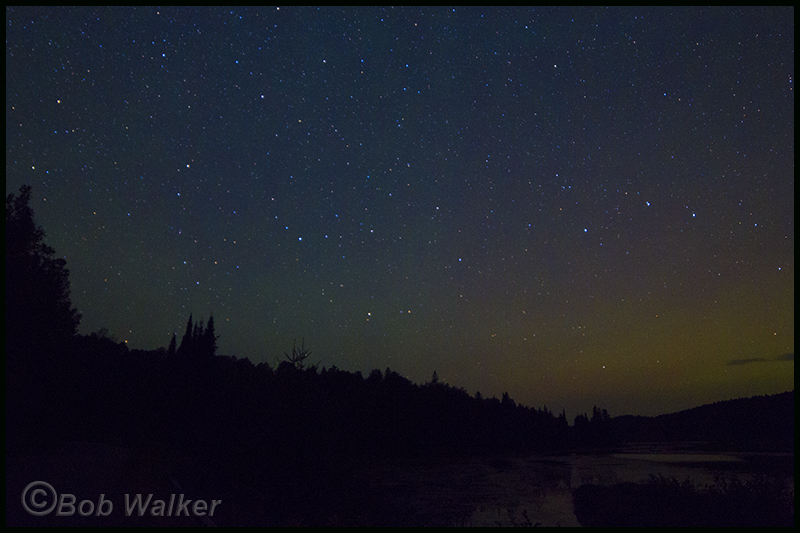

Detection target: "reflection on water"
[365, 446, 793, 527]
[612, 453, 742, 462]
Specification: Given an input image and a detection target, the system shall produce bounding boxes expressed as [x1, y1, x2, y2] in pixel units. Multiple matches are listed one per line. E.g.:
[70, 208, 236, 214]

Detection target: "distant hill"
[606, 391, 794, 451]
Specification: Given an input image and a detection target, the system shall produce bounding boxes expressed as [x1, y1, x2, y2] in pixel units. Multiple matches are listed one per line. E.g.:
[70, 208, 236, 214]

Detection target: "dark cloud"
[727, 353, 794, 366]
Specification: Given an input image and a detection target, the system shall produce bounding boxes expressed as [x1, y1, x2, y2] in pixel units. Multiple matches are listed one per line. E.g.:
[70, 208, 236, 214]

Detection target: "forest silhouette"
[6, 185, 794, 526]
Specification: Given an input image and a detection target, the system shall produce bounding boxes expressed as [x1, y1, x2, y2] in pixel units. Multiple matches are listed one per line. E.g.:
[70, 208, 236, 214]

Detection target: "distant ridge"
[607, 391, 794, 451]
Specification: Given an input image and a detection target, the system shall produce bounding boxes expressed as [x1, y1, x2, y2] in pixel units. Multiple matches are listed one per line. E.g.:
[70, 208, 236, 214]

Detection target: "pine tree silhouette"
[193, 317, 204, 348]
[177, 314, 194, 357]
[6, 185, 81, 363]
[167, 332, 177, 358]
[6, 185, 82, 452]
[202, 314, 217, 358]
[175, 313, 217, 360]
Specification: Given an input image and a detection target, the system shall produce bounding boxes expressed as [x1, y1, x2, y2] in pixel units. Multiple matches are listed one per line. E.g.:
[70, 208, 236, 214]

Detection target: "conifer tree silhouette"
[6, 185, 82, 452]
[6, 185, 81, 363]
[175, 313, 217, 360]
[193, 317, 204, 348]
[202, 314, 218, 358]
[167, 332, 177, 358]
[177, 314, 194, 357]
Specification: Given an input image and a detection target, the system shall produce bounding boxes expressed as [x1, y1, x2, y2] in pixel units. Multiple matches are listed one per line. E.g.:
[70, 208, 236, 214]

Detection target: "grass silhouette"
[572, 473, 793, 527]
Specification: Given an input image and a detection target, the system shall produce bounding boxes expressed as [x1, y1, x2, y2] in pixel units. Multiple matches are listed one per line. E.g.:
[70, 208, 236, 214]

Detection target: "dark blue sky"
[6, 7, 793, 416]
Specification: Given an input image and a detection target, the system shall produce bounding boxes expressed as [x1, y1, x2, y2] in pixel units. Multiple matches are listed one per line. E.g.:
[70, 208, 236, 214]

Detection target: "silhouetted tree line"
[599, 392, 795, 452]
[6, 186, 82, 450]
[6, 185, 81, 363]
[6, 185, 795, 525]
[174, 313, 218, 360]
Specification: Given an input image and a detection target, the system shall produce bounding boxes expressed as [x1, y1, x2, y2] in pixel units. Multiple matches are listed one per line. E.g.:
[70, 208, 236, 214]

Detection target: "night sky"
[6, 7, 793, 417]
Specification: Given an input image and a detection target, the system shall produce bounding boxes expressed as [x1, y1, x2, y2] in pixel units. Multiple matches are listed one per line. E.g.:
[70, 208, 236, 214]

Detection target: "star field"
[6, 7, 793, 416]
